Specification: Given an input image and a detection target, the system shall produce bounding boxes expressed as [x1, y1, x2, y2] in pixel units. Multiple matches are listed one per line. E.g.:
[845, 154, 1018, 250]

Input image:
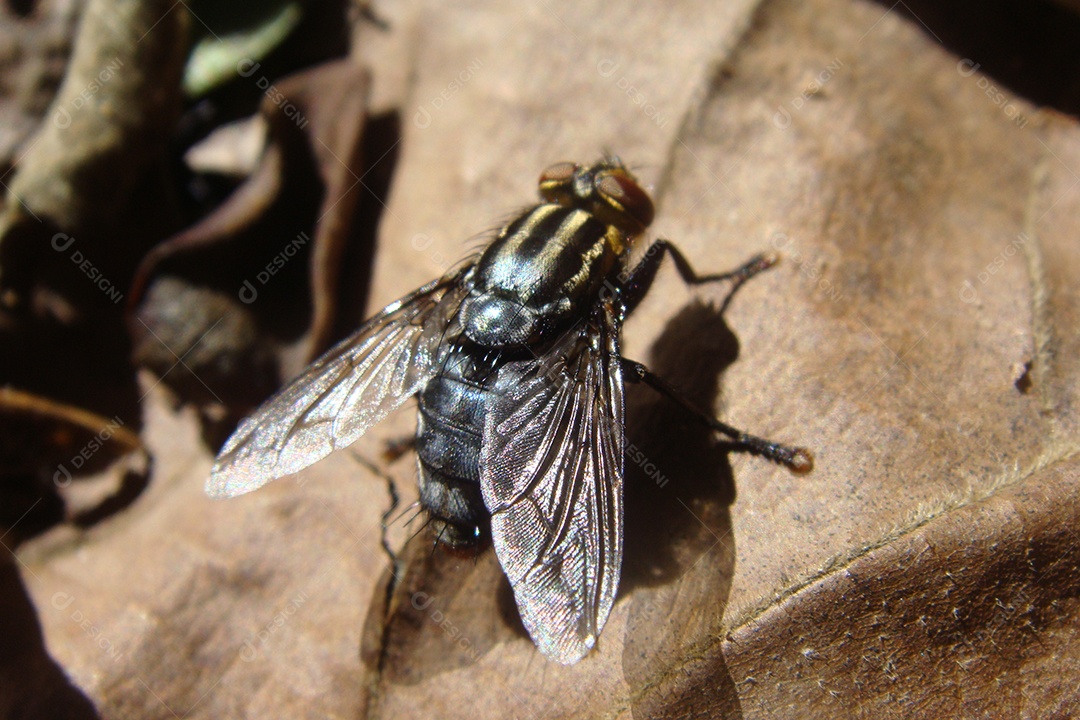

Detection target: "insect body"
[208, 158, 812, 664]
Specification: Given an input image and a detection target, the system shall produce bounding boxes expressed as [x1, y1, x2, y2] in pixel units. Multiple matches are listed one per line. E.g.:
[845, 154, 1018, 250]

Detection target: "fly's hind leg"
[621, 359, 813, 473]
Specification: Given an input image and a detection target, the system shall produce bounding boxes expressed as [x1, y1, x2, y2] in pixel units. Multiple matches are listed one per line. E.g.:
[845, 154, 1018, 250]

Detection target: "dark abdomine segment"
[415, 350, 493, 546]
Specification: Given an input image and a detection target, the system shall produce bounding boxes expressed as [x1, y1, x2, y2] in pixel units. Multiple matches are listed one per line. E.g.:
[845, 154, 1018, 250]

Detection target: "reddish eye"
[539, 162, 577, 185]
[597, 172, 654, 230]
[538, 162, 578, 203]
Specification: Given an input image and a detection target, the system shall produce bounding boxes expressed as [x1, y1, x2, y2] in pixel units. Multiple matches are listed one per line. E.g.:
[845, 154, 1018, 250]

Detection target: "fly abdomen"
[415, 356, 492, 545]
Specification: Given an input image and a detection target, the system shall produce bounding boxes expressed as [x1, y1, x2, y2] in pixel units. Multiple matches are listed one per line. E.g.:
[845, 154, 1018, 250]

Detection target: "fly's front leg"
[621, 239, 778, 317]
[621, 359, 813, 474]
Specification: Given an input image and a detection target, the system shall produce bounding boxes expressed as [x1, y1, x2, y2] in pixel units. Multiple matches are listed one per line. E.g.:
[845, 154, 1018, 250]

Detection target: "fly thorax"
[460, 293, 539, 347]
[463, 204, 620, 348]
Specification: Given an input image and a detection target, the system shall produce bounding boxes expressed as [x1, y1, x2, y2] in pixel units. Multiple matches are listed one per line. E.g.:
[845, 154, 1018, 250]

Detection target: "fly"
[207, 158, 813, 665]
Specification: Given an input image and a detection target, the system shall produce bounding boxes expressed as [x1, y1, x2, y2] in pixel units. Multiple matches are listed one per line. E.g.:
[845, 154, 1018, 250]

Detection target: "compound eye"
[538, 162, 578, 202]
[597, 171, 655, 230]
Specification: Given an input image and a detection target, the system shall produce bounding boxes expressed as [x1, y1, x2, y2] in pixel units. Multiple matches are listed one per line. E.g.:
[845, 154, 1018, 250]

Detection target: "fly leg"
[620, 239, 777, 316]
[621, 359, 813, 473]
[381, 435, 417, 463]
[619, 241, 810, 473]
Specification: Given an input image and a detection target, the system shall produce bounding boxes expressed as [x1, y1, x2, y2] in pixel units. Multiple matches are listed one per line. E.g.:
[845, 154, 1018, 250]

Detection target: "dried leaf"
[10, 0, 1080, 718]
[0, 0, 187, 465]
[0, 0, 187, 300]
[129, 59, 371, 409]
[0, 0, 85, 169]
[0, 386, 146, 540]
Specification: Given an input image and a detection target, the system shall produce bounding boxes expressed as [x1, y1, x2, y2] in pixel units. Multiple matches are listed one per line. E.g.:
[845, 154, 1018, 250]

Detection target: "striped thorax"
[461, 160, 655, 348]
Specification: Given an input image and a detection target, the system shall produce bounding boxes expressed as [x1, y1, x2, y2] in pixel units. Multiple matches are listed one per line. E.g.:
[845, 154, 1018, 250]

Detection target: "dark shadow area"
[621, 300, 744, 720]
[0, 485, 64, 543]
[875, 0, 1080, 117]
[335, 110, 402, 334]
[0, 560, 101, 719]
[127, 5, 366, 436]
[621, 300, 739, 592]
[0, 392, 148, 543]
[186, 109, 401, 455]
[359, 526, 517, 685]
[0, 1, 360, 482]
[70, 467, 152, 529]
[0, 265, 143, 438]
[132, 108, 397, 450]
[5, 0, 34, 18]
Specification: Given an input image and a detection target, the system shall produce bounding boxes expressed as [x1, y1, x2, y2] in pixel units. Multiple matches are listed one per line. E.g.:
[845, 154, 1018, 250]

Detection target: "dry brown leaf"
[129, 59, 371, 410]
[0, 0, 85, 168]
[0, 386, 147, 539]
[9, 0, 1080, 718]
[0, 0, 188, 480]
[0, 0, 186, 299]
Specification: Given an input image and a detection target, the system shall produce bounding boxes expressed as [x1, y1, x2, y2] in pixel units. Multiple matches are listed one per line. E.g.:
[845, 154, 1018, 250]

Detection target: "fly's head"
[538, 159, 655, 246]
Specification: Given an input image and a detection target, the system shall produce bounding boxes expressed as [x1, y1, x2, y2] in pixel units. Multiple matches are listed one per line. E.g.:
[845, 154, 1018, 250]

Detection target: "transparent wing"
[207, 270, 471, 498]
[480, 303, 624, 664]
